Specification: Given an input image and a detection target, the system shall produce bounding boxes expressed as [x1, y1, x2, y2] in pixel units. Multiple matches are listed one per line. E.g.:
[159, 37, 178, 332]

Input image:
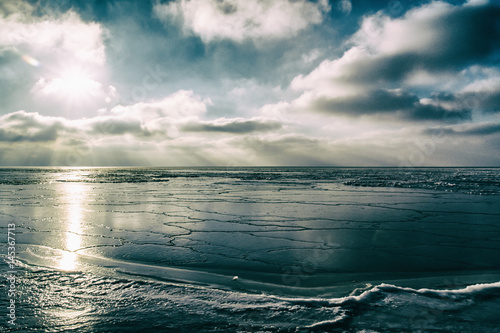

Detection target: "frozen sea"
[1, 167, 500, 332]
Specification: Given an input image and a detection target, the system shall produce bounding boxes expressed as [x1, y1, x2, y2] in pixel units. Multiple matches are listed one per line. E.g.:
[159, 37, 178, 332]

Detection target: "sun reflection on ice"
[59, 251, 79, 271]
[57, 182, 88, 271]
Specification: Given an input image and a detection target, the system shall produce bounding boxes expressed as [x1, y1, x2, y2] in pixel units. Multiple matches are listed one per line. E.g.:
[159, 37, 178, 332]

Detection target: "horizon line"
[1, 165, 500, 169]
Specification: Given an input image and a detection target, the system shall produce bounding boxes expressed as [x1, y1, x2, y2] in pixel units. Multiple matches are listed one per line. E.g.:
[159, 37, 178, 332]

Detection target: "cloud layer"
[0, 0, 499, 166]
[155, 0, 330, 43]
[0, 8, 106, 65]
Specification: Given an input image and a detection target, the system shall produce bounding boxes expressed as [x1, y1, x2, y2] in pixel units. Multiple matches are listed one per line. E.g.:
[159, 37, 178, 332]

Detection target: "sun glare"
[37, 65, 103, 104]
[57, 182, 87, 271]
[57, 67, 101, 100]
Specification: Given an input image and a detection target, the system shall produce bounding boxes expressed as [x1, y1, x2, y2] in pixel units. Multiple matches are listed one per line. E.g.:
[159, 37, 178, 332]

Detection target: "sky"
[0, 0, 499, 166]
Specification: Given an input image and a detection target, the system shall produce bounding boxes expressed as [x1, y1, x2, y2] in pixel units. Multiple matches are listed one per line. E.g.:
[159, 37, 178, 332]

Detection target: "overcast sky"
[0, 0, 499, 166]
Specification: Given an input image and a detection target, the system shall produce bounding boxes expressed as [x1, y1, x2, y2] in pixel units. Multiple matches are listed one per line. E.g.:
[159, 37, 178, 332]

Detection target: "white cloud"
[0, 90, 211, 143]
[291, 47, 370, 97]
[0, 88, 294, 166]
[30, 70, 117, 119]
[0, 111, 67, 143]
[32, 76, 102, 97]
[110, 90, 210, 121]
[182, 117, 282, 133]
[0, 89, 283, 145]
[0, 11, 106, 65]
[154, 0, 330, 43]
[1, 103, 499, 166]
[301, 49, 322, 64]
[350, 2, 455, 56]
[461, 74, 500, 94]
[465, 0, 489, 6]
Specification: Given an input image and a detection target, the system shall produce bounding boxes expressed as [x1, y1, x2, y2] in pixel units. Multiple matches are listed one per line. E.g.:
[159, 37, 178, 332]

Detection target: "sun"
[35, 65, 103, 104]
[55, 67, 102, 101]
[32, 62, 116, 117]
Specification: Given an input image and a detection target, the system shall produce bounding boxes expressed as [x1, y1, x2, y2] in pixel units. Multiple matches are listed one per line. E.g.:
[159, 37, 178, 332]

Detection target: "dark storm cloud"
[0, 126, 59, 142]
[408, 103, 470, 122]
[0, 111, 65, 142]
[346, 3, 500, 85]
[340, 53, 422, 85]
[312, 89, 417, 114]
[445, 6, 498, 51]
[289, 1, 499, 123]
[430, 88, 500, 115]
[89, 118, 155, 137]
[463, 91, 500, 114]
[311, 89, 471, 121]
[182, 119, 282, 134]
[0, 111, 160, 144]
[424, 122, 500, 137]
[418, 4, 500, 67]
